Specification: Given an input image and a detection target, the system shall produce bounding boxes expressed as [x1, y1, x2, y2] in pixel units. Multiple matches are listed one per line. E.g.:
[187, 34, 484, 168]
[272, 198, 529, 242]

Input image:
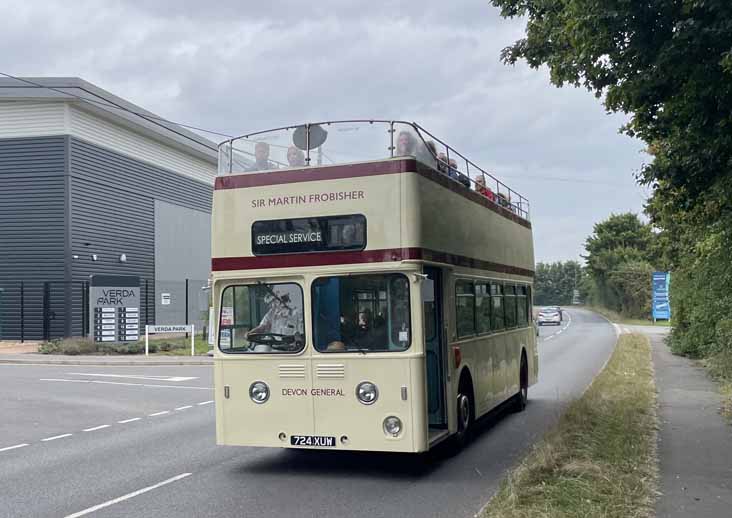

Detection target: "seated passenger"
[351, 309, 387, 350]
[496, 192, 510, 208]
[437, 152, 449, 173]
[417, 139, 438, 167]
[287, 146, 306, 167]
[449, 158, 471, 189]
[247, 141, 277, 172]
[475, 175, 496, 202]
[396, 131, 416, 156]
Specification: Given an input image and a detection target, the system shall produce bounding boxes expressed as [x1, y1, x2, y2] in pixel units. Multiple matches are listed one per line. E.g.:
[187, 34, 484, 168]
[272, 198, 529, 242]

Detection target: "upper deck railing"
[217, 120, 530, 221]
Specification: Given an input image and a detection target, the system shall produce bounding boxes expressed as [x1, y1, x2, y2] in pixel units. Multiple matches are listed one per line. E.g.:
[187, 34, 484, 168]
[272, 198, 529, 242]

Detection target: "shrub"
[38, 338, 97, 355]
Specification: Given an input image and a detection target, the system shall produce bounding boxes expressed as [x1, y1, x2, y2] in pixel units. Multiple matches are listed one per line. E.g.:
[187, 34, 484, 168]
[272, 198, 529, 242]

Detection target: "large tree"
[490, 0, 732, 353]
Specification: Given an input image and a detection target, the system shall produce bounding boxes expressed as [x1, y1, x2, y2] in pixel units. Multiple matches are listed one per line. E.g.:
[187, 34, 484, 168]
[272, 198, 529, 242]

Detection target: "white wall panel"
[0, 102, 67, 139]
[69, 106, 216, 185]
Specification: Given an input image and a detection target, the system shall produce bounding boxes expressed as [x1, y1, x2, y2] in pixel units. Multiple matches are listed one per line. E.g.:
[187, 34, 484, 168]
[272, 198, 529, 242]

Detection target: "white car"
[537, 309, 561, 326]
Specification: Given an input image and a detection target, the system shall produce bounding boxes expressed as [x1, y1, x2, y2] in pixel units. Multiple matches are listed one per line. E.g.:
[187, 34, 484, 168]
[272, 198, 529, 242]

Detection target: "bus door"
[423, 267, 447, 428]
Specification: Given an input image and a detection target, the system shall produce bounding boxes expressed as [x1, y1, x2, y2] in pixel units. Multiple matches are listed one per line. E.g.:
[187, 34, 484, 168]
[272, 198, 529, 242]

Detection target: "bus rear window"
[219, 283, 305, 354]
[312, 274, 411, 352]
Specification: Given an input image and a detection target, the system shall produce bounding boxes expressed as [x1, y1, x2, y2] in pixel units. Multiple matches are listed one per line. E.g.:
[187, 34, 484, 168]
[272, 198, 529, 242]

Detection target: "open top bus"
[212, 120, 537, 453]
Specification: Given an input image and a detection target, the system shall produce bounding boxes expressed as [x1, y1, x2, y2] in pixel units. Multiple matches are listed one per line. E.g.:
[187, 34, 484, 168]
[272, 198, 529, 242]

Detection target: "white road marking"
[40, 379, 211, 390]
[41, 433, 72, 442]
[197, 400, 214, 406]
[67, 373, 198, 382]
[118, 418, 141, 424]
[175, 405, 193, 411]
[64, 472, 192, 518]
[82, 425, 110, 432]
[0, 443, 29, 453]
[148, 411, 170, 417]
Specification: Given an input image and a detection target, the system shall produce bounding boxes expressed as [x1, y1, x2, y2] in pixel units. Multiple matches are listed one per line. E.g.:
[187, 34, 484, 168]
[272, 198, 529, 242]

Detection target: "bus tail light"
[453, 346, 462, 369]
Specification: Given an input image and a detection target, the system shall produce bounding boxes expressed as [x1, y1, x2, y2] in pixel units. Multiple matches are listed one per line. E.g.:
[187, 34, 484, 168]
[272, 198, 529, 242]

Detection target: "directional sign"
[89, 275, 140, 343]
[651, 271, 671, 321]
[148, 324, 193, 333]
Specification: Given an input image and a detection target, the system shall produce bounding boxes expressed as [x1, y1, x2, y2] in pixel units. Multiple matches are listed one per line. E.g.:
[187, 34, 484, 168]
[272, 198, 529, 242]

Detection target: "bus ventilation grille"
[316, 364, 346, 379]
[278, 364, 306, 379]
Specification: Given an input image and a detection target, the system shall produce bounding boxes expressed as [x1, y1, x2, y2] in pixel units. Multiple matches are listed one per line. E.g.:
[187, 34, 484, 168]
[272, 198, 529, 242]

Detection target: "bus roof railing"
[218, 120, 530, 221]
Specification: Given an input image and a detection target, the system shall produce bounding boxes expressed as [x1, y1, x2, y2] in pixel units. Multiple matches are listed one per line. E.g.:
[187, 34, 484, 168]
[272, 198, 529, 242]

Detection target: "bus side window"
[475, 282, 491, 334]
[505, 285, 517, 328]
[490, 283, 504, 331]
[456, 279, 475, 338]
[517, 286, 528, 327]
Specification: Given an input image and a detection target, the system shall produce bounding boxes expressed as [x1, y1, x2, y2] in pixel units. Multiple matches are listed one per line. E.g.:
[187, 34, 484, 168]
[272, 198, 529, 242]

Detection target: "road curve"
[0, 308, 616, 518]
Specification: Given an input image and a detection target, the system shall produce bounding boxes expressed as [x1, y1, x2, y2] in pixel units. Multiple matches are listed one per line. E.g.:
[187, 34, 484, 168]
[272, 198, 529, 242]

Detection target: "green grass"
[702, 349, 732, 421]
[150, 335, 212, 356]
[584, 306, 671, 327]
[481, 334, 658, 518]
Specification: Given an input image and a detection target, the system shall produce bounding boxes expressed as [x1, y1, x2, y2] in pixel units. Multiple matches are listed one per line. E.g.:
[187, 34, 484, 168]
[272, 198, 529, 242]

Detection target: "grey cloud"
[0, 0, 646, 262]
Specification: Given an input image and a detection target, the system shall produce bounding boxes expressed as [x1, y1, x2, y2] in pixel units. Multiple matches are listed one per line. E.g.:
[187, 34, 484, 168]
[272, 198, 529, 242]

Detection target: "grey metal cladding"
[69, 137, 213, 213]
[0, 136, 67, 339]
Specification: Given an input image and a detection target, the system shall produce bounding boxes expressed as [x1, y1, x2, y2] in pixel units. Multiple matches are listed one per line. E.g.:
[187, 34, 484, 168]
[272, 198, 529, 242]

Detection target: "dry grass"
[703, 349, 732, 422]
[481, 334, 658, 518]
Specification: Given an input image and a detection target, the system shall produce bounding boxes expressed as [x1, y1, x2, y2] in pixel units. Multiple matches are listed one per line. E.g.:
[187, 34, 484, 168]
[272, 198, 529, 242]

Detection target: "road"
[0, 308, 616, 518]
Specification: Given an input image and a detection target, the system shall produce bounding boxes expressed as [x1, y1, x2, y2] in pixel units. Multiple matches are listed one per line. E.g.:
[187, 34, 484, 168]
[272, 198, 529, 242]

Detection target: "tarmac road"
[0, 308, 616, 518]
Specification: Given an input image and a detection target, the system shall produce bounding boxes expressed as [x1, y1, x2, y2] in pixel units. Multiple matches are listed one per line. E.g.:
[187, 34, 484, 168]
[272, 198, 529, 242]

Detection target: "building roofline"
[0, 77, 218, 162]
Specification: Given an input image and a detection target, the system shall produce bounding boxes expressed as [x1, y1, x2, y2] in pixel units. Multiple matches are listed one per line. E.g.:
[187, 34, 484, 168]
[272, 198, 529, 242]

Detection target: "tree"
[534, 260, 584, 306]
[489, 0, 732, 354]
[582, 213, 656, 318]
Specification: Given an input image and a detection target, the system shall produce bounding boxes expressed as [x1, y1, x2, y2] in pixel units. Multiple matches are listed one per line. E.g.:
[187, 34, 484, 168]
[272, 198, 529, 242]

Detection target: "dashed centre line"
[0, 443, 29, 453]
[2, 399, 215, 455]
[83, 425, 110, 432]
[42, 433, 73, 442]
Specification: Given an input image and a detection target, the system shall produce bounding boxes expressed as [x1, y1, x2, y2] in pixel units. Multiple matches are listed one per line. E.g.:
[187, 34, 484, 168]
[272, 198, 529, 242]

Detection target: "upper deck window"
[252, 215, 366, 256]
[312, 274, 411, 353]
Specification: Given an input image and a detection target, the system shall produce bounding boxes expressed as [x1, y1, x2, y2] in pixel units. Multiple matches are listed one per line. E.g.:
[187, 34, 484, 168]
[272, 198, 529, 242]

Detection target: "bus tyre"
[453, 383, 474, 450]
[514, 354, 528, 412]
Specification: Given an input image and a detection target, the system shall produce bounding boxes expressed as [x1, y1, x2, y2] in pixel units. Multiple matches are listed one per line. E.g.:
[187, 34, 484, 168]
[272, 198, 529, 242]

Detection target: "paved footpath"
[630, 326, 732, 517]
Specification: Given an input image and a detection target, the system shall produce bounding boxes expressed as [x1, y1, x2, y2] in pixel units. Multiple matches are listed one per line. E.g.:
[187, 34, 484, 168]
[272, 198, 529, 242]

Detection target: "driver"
[246, 291, 304, 348]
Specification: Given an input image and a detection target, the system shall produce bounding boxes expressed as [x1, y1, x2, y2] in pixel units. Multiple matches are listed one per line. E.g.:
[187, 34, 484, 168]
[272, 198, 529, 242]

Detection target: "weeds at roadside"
[481, 334, 658, 518]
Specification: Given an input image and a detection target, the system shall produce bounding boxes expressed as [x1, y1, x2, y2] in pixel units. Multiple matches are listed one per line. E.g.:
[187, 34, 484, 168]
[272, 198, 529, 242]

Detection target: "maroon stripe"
[212, 247, 534, 277]
[214, 159, 415, 190]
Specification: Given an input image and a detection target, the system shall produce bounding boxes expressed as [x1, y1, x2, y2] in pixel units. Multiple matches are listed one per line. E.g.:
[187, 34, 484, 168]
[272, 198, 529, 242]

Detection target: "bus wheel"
[514, 353, 528, 412]
[453, 381, 474, 449]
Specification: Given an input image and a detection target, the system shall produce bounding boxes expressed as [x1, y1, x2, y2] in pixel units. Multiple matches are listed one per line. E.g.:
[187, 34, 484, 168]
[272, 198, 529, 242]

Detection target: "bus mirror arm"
[412, 273, 428, 283]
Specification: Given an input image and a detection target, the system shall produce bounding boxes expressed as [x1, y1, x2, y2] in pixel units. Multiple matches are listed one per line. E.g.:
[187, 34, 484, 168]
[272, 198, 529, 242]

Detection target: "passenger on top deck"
[448, 158, 471, 189]
[287, 146, 306, 167]
[247, 141, 277, 172]
[437, 152, 449, 174]
[396, 131, 416, 157]
[475, 174, 496, 202]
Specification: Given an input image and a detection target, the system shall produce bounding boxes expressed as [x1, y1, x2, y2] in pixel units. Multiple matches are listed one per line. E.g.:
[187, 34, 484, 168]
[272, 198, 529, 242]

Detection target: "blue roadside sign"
[651, 271, 671, 321]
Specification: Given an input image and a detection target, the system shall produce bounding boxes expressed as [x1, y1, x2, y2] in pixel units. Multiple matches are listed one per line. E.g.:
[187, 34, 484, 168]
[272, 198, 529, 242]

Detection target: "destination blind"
[252, 214, 366, 255]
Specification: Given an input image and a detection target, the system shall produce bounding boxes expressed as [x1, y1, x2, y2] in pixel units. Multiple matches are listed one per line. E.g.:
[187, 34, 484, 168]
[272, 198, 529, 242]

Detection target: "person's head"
[287, 146, 305, 167]
[476, 175, 486, 187]
[437, 152, 447, 163]
[358, 309, 372, 329]
[396, 131, 415, 156]
[254, 141, 270, 163]
[448, 158, 458, 169]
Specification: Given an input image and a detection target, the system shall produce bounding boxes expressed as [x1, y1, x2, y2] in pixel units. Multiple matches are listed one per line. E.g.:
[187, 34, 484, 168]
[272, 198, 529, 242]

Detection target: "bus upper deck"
[217, 120, 530, 221]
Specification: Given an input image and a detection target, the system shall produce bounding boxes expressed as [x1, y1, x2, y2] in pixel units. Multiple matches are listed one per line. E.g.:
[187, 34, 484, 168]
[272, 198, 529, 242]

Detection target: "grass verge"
[481, 334, 658, 518]
[585, 306, 670, 327]
[702, 349, 732, 422]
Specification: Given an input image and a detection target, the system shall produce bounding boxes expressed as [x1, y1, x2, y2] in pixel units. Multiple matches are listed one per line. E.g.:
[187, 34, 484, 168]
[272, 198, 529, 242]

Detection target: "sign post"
[89, 275, 140, 343]
[144, 324, 195, 356]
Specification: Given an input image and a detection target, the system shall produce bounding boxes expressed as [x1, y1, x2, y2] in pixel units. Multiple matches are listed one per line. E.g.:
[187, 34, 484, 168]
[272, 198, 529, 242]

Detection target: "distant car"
[537, 308, 561, 326]
[546, 305, 563, 321]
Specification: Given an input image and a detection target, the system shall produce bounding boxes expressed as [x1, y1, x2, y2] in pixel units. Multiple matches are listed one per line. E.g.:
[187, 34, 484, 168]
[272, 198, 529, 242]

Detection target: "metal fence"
[0, 279, 210, 342]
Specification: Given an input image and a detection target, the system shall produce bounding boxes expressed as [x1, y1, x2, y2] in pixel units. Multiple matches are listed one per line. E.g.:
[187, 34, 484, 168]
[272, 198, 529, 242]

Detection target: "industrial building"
[0, 77, 218, 340]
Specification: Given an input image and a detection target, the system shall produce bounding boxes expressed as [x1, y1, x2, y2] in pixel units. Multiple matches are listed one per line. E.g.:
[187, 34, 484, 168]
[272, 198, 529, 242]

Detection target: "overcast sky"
[1, 0, 649, 263]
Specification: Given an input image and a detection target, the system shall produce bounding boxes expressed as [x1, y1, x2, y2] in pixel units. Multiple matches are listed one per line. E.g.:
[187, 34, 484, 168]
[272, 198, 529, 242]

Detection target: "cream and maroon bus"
[212, 120, 537, 453]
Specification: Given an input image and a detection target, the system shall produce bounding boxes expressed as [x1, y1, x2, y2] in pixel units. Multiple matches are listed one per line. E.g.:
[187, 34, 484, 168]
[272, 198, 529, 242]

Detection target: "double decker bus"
[212, 120, 537, 453]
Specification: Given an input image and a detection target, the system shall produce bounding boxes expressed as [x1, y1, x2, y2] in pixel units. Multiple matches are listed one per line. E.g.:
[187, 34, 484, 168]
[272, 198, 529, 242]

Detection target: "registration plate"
[290, 435, 336, 447]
